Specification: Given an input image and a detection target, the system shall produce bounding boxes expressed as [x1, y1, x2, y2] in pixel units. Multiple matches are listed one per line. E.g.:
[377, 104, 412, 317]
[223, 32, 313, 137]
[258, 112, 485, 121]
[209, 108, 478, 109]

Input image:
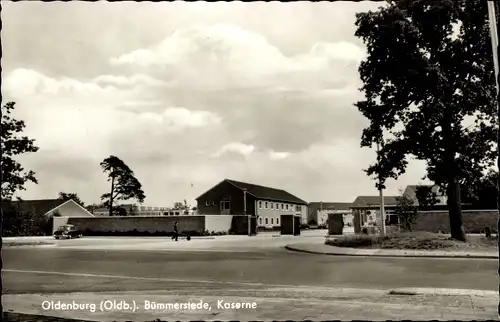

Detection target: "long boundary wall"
[52, 215, 254, 236]
[413, 210, 498, 234]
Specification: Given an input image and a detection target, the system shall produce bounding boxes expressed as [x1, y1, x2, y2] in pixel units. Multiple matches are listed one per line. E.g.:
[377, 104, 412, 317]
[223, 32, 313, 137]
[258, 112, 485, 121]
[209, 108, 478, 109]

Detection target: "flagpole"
[487, 1, 500, 317]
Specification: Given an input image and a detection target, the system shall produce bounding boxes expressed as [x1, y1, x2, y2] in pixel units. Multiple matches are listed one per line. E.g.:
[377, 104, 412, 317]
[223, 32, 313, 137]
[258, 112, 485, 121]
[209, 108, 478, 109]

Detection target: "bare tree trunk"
[447, 177, 466, 242]
[109, 172, 115, 217]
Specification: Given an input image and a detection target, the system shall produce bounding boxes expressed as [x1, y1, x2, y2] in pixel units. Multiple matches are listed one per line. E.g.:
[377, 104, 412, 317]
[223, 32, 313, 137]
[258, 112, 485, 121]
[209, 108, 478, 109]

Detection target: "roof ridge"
[226, 179, 287, 191]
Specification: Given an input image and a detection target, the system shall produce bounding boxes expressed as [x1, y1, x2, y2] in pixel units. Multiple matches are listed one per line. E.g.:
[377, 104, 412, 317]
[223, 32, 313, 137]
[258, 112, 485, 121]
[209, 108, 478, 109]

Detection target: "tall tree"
[100, 156, 146, 216]
[355, 0, 497, 241]
[58, 192, 85, 207]
[1, 102, 39, 200]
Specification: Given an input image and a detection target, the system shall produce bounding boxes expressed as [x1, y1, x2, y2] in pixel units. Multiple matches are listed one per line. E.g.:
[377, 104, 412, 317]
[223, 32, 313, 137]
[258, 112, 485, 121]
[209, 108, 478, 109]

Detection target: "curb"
[284, 245, 499, 259]
[4, 242, 55, 247]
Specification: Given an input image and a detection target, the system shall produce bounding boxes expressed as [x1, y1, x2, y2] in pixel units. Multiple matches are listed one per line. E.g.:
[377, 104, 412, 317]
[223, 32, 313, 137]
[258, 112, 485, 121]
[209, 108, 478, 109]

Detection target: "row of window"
[259, 217, 279, 225]
[139, 206, 170, 211]
[202, 200, 303, 213]
[93, 211, 184, 216]
[259, 201, 302, 212]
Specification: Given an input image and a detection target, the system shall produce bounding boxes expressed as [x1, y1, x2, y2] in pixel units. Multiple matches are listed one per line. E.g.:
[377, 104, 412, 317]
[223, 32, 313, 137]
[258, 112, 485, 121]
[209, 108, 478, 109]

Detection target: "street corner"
[387, 288, 500, 298]
[284, 242, 499, 259]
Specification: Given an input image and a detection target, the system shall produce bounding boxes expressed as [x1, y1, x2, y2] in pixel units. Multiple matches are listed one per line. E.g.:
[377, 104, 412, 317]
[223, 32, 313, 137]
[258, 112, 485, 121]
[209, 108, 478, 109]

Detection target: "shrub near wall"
[66, 216, 205, 236]
[412, 210, 498, 234]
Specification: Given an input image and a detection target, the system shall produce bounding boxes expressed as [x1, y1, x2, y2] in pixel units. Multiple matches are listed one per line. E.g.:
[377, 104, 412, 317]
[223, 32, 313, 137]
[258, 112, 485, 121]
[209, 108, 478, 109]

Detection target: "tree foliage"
[1, 102, 39, 200]
[2, 199, 52, 237]
[395, 192, 419, 232]
[58, 192, 85, 207]
[173, 200, 190, 214]
[415, 186, 439, 209]
[463, 170, 498, 209]
[100, 155, 145, 216]
[355, 0, 497, 241]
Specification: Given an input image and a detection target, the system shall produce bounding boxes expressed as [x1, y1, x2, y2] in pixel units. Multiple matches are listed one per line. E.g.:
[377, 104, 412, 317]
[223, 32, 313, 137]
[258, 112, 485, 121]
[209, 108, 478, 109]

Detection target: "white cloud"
[269, 151, 290, 160]
[92, 74, 169, 87]
[140, 107, 222, 128]
[3, 68, 112, 98]
[110, 23, 366, 90]
[213, 142, 255, 157]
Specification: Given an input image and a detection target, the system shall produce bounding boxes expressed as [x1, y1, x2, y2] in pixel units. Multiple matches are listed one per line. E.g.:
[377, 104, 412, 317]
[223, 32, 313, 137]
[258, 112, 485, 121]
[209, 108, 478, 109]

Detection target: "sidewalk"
[3, 236, 55, 247]
[3, 286, 498, 321]
[286, 242, 498, 259]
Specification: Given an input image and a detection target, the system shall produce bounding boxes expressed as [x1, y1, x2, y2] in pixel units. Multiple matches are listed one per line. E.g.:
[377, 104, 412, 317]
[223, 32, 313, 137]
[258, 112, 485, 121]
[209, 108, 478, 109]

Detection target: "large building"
[350, 184, 448, 228]
[195, 179, 308, 228]
[92, 204, 192, 216]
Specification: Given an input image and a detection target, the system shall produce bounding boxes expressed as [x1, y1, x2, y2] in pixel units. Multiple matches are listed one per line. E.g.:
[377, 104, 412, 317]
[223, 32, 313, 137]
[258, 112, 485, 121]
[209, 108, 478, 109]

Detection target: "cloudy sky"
[2, 1, 431, 207]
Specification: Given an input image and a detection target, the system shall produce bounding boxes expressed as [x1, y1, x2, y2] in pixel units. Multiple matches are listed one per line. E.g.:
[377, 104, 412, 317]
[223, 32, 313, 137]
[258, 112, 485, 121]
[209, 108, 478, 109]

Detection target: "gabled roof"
[196, 179, 307, 204]
[2, 198, 95, 217]
[351, 196, 399, 208]
[2, 199, 67, 217]
[308, 202, 352, 214]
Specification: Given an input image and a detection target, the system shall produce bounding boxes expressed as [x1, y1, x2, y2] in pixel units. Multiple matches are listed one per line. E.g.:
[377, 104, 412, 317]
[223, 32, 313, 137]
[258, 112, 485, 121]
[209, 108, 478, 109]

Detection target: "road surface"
[3, 243, 497, 293]
[2, 235, 498, 321]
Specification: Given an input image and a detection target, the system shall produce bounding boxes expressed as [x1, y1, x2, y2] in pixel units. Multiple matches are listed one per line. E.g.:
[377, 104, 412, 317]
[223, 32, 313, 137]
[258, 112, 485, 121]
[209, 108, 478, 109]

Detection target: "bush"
[325, 232, 494, 250]
[326, 234, 383, 248]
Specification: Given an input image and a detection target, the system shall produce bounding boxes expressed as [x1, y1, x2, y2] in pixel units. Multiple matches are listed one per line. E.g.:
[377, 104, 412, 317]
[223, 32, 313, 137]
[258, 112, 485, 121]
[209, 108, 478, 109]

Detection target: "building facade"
[350, 196, 399, 228]
[255, 200, 307, 228]
[308, 202, 352, 227]
[92, 204, 193, 216]
[196, 179, 308, 228]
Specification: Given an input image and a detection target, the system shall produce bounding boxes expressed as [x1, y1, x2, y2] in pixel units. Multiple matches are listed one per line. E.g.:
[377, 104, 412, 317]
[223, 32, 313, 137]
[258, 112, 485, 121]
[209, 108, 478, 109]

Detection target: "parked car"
[53, 224, 82, 239]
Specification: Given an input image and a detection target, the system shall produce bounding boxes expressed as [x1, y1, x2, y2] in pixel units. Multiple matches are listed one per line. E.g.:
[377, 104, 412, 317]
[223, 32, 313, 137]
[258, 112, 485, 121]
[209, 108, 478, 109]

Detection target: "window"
[220, 201, 230, 210]
[205, 201, 210, 206]
[265, 218, 268, 224]
[265, 202, 268, 208]
[271, 203, 274, 210]
[296, 205, 301, 212]
[271, 218, 274, 224]
[259, 218, 262, 225]
[259, 201, 262, 209]
[286, 204, 289, 210]
[211, 201, 216, 206]
[276, 218, 279, 225]
[281, 203, 284, 209]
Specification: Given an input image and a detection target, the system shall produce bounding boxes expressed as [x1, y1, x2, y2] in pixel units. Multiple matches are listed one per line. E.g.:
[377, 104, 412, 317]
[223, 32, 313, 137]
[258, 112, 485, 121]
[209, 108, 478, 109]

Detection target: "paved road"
[3, 245, 497, 294]
[3, 235, 498, 321]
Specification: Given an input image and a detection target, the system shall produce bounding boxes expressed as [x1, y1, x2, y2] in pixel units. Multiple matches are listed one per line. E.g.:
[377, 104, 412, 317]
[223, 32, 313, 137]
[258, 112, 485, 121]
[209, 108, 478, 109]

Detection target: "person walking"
[172, 222, 179, 241]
